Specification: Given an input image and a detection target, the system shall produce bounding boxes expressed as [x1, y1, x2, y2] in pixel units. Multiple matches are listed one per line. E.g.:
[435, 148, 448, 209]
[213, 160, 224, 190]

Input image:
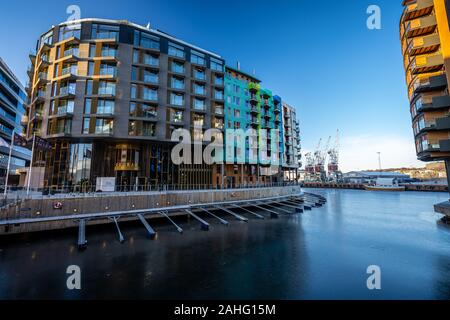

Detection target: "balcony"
[64, 47, 79, 56]
[249, 95, 259, 104]
[411, 74, 447, 99]
[409, 52, 443, 74]
[250, 106, 259, 114]
[435, 116, 450, 130]
[35, 72, 48, 86]
[416, 94, 450, 112]
[58, 86, 76, 98]
[402, 0, 434, 22]
[61, 66, 78, 79]
[404, 14, 437, 38]
[248, 82, 260, 92]
[408, 33, 440, 56]
[214, 108, 224, 117]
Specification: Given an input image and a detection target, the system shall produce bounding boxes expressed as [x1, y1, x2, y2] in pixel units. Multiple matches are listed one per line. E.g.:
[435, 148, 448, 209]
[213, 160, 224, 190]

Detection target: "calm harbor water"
[1, 188, 450, 300]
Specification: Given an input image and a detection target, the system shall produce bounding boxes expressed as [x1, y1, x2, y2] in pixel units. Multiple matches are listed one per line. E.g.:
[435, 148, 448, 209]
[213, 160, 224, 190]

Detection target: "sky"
[0, 0, 422, 172]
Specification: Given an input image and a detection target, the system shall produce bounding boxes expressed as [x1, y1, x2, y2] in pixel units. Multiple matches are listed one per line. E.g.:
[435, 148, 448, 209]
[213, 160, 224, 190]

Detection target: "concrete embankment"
[0, 186, 303, 235]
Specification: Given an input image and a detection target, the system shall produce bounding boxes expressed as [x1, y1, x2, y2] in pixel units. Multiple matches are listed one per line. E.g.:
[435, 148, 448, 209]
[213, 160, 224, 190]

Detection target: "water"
[1, 189, 450, 300]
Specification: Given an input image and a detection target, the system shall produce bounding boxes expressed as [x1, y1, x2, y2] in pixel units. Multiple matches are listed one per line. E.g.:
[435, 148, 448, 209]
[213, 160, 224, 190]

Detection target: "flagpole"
[26, 133, 36, 196]
[4, 129, 15, 197]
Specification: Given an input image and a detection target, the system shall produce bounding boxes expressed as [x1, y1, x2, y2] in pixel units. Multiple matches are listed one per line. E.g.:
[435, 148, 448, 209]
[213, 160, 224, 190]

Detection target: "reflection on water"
[0, 189, 450, 300]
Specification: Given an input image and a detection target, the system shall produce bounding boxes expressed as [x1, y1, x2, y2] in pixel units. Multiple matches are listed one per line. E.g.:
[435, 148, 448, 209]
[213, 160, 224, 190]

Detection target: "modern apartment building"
[400, 0, 450, 167]
[223, 66, 300, 186]
[0, 57, 30, 185]
[25, 18, 300, 191]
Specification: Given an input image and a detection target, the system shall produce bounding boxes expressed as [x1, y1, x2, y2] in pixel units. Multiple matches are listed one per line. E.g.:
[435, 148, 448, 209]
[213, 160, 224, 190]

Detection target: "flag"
[13, 133, 29, 148]
[34, 136, 52, 151]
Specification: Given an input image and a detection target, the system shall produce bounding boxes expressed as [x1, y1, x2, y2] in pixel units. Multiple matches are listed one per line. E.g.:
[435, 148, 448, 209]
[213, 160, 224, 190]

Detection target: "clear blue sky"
[0, 0, 418, 171]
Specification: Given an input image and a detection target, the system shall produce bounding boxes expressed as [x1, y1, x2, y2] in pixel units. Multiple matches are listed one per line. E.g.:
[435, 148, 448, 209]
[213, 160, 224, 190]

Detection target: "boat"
[364, 178, 406, 192]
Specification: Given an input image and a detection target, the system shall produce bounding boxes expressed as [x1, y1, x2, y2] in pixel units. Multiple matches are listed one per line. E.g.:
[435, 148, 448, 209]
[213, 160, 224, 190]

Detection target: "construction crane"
[327, 129, 342, 182]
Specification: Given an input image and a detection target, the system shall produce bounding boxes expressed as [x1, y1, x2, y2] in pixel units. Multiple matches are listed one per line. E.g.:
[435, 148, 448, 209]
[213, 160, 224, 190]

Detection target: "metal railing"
[0, 181, 302, 201]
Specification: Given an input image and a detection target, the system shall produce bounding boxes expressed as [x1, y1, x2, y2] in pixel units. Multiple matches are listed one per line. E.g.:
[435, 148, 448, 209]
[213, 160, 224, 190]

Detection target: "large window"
[59, 24, 81, 41]
[168, 42, 185, 58]
[142, 86, 158, 101]
[101, 45, 117, 57]
[193, 98, 205, 111]
[191, 51, 205, 65]
[143, 70, 158, 84]
[171, 77, 185, 89]
[193, 114, 204, 127]
[100, 63, 117, 76]
[95, 118, 113, 134]
[98, 81, 116, 95]
[170, 93, 184, 106]
[143, 53, 159, 66]
[171, 61, 185, 74]
[97, 99, 115, 114]
[134, 31, 160, 50]
[193, 83, 206, 95]
[210, 57, 224, 72]
[91, 24, 119, 40]
[193, 68, 206, 80]
[170, 110, 183, 122]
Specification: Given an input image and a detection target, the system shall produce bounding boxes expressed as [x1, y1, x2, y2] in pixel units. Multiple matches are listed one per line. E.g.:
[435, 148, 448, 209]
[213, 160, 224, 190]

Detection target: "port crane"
[327, 129, 342, 182]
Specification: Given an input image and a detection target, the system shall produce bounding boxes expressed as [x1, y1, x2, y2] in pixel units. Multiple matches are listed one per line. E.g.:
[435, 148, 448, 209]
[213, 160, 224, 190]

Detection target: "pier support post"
[137, 214, 156, 239]
[77, 219, 87, 250]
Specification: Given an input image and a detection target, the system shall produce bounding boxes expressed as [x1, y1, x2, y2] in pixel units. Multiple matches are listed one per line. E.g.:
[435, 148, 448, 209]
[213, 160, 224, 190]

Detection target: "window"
[99, 63, 116, 76]
[234, 110, 240, 118]
[143, 53, 159, 66]
[85, 80, 93, 95]
[193, 114, 204, 127]
[171, 61, 185, 73]
[134, 31, 160, 50]
[129, 103, 137, 116]
[39, 31, 53, 49]
[143, 70, 158, 84]
[95, 118, 113, 134]
[168, 42, 185, 58]
[91, 24, 119, 40]
[133, 49, 139, 63]
[170, 110, 183, 122]
[101, 45, 117, 57]
[142, 122, 155, 136]
[83, 118, 90, 134]
[214, 89, 224, 100]
[98, 81, 116, 95]
[85, 99, 92, 114]
[191, 51, 205, 65]
[170, 93, 184, 106]
[88, 62, 95, 76]
[210, 57, 223, 72]
[193, 98, 205, 111]
[131, 67, 138, 81]
[193, 68, 205, 80]
[214, 75, 224, 86]
[89, 44, 96, 58]
[59, 25, 81, 41]
[131, 84, 137, 99]
[57, 99, 74, 115]
[193, 83, 205, 95]
[171, 77, 184, 89]
[233, 97, 241, 105]
[97, 99, 115, 114]
[142, 86, 158, 101]
[63, 45, 79, 58]
[129, 120, 136, 136]
[142, 104, 157, 118]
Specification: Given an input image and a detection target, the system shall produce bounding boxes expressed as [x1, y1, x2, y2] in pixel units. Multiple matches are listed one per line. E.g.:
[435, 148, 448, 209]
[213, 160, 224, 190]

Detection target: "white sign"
[96, 177, 116, 192]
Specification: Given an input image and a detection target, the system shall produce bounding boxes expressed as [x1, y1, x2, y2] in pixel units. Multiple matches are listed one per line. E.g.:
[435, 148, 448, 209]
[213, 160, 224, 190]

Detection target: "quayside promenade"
[0, 184, 325, 249]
